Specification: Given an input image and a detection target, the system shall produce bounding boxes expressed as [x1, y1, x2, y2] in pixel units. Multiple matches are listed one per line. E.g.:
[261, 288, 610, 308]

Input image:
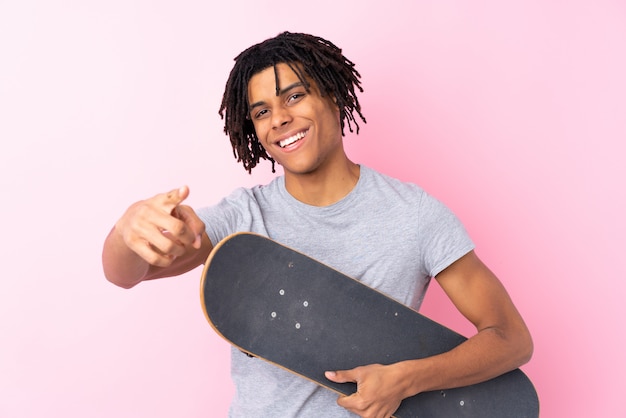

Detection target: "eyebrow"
[249, 81, 306, 110]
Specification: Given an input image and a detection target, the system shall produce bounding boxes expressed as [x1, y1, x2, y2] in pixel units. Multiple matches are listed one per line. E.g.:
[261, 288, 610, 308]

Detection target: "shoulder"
[359, 165, 426, 202]
[196, 177, 284, 246]
[360, 166, 466, 232]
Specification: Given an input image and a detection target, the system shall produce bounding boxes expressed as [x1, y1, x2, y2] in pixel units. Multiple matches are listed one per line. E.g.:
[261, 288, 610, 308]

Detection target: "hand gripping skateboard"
[200, 232, 539, 417]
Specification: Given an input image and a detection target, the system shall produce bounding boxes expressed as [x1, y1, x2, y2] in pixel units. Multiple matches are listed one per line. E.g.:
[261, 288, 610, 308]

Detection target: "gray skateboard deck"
[200, 232, 539, 417]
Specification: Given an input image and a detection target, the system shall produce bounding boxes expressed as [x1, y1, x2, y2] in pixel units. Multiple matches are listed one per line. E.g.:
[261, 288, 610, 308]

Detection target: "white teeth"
[279, 130, 307, 148]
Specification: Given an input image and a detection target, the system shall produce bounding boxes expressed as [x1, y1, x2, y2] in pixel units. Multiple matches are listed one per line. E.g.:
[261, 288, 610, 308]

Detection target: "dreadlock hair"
[218, 31, 366, 173]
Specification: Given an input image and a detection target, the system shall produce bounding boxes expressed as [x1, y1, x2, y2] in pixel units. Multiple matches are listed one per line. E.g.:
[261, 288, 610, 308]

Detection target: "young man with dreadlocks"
[102, 32, 533, 418]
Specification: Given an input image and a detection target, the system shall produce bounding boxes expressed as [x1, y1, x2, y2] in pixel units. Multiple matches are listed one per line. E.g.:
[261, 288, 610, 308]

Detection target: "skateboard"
[200, 232, 539, 417]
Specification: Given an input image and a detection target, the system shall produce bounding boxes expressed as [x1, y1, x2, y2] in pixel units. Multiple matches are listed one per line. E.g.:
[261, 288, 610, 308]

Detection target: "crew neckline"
[277, 165, 369, 215]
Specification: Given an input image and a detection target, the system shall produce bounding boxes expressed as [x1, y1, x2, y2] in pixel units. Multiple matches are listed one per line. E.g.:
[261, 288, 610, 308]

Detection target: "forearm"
[102, 187, 210, 289]
[102, 226, 150, 289]
[395, 324, 533, 397]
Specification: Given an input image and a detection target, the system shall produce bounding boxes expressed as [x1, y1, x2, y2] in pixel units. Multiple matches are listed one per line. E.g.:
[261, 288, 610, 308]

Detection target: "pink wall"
[1, 1, 624, 417]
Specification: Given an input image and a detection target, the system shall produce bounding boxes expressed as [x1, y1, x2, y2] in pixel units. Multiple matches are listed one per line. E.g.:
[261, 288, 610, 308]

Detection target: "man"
[102, 32, 533, 418]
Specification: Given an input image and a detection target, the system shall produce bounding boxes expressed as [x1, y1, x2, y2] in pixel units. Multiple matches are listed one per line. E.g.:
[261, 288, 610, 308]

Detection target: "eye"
[253, 108, 269, 119]
[287, 92, 305, 104]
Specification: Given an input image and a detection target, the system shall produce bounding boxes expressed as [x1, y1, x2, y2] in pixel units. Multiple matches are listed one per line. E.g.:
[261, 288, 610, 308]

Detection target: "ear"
[330, 94, 340, 111]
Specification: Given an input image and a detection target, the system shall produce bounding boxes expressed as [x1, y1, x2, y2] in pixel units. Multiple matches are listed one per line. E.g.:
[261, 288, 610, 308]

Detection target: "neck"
[284, 159, 360, 207]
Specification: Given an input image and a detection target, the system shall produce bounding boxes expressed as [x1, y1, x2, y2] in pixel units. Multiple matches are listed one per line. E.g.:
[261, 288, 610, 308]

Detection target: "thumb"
[325, 369, 357, 384]
[164, 185, 190, 213]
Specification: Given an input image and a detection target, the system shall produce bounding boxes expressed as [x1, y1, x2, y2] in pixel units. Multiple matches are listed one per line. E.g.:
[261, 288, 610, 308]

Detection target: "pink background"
[1, 1, 625, 417]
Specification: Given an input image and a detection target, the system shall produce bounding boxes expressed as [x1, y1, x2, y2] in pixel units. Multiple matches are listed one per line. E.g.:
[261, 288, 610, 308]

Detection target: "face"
[247, 63, 344, 177]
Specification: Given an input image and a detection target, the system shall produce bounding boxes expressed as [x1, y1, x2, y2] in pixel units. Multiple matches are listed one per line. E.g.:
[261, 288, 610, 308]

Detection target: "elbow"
[519, 331, 534, 366]
[104, 272, 140, 289]
[102, 261, 143, 289]
[101, 251, 147, 289]
[511, 324, 534, 368]
[493, 320, 534, 370]
[111, 279, 138, 290]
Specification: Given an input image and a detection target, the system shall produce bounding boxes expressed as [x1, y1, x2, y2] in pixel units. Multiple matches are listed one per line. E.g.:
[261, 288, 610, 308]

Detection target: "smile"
[279, 129, 309, 148]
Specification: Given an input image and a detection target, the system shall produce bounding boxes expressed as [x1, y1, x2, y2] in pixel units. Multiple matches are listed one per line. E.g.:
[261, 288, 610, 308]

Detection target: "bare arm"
[394, 250, 533, 391]
[102, 186, 213, 288]
[326, 250, 533, 417]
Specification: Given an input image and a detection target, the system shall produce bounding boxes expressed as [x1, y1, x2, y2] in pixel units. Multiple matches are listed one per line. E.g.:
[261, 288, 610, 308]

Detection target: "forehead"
[247, 63, 307, 102]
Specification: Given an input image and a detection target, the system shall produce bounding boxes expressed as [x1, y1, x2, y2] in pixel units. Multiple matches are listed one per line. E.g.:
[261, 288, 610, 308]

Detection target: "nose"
[271, 105, 292, 129]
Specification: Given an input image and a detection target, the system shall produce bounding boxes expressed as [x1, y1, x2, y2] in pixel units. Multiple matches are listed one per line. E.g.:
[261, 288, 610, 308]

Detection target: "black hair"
[218, 31, 366, 173]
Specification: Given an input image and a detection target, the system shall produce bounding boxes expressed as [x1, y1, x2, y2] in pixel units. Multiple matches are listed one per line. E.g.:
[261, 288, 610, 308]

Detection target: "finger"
[173, 205, 205, 248]
[130, 237, 178, 267]
[192, 233, 203, 248]
[162, 185, 190, 214]
[163, 187, 204, 248]
[160, 209, 204, 250]
[132, 219, 189, 259]
[335, 391, 366, 416]
[325, 369, 357, 384]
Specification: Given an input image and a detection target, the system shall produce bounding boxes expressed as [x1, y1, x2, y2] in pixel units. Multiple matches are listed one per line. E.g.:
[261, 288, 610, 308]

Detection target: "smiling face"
[247, 63, 346, 178]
